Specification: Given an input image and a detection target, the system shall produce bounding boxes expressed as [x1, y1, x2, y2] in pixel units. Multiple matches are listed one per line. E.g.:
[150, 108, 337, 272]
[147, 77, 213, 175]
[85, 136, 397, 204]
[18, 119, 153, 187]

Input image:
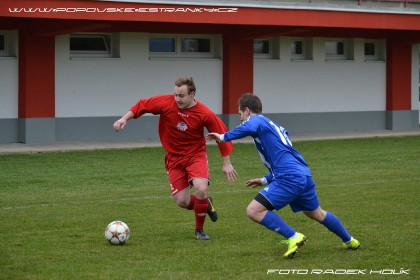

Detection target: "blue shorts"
[259, 175, 319, 212]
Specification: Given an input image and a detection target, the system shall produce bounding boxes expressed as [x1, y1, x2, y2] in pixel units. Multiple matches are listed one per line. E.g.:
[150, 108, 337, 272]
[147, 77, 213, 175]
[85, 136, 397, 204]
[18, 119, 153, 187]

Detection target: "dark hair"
[237, 93, 262, 114]
[175, 76, 196, 94]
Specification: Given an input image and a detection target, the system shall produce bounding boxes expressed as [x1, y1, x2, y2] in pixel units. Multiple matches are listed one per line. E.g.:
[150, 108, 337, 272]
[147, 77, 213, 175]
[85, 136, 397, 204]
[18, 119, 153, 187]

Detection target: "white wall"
[0, 33, 415, 121]
[55, 33, 223, 117]
[0, 57, 18, 118]
[254, 37, 387, 113]
[56, 33, 390, 118]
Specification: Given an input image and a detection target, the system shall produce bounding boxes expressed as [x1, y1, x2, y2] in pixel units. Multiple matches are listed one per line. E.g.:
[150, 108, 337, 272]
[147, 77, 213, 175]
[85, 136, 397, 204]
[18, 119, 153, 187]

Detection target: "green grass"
[0, 136, 419, 280]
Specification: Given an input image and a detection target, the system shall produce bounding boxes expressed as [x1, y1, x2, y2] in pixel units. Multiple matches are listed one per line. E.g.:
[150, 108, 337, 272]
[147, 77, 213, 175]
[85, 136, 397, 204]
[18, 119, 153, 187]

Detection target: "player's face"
[238, 107, 250, 123]
[174, 85, 195, 109]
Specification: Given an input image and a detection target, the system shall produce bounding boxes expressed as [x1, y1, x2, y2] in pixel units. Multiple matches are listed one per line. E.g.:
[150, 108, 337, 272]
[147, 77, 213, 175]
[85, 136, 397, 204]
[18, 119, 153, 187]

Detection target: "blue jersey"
[223, 114, 311, 182]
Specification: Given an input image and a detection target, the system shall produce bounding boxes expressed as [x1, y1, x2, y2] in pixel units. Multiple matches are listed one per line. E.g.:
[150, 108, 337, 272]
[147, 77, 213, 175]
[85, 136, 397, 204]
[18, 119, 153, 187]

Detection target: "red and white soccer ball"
[104, 221, 130, 245]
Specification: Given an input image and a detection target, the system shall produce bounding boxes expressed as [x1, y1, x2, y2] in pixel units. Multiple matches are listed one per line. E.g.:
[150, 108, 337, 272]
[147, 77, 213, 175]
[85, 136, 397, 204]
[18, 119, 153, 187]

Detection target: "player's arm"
[206, 123, 251, 143]
[206, 131, 238, 181]
[245, 173, 272, 188]
[206, 136, 237, 181]
[113, 95, 167, 132]
[222, 155, 238, 182]
[206, 133, 238, 181]
[204, 114, 238, 181]
[113, 111, 135, 132]
[207, 119, 255, 143]
[206, 132, 223, 143]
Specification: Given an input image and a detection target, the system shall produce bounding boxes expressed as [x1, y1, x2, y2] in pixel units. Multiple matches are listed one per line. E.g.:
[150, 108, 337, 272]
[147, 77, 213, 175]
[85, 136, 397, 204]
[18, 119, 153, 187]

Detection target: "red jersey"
[130, 94, 234, 157]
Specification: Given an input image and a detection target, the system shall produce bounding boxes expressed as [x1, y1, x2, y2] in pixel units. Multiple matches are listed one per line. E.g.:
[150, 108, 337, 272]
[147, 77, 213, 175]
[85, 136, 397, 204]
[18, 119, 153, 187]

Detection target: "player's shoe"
[343, 237, 361, 250]
[281, 233, 307, 259]
[195, 230, 210, 240]
[207, 196, 218, 222]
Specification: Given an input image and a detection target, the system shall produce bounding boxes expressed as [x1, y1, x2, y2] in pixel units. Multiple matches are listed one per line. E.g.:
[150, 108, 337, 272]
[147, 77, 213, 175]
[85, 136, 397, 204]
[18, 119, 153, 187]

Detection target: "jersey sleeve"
[263, 172, 273, 183]
[130, 95, 170, 118]
[205, 111, 234, 157]
[224, 118, 258, 142]
[216, 136, 234, 157]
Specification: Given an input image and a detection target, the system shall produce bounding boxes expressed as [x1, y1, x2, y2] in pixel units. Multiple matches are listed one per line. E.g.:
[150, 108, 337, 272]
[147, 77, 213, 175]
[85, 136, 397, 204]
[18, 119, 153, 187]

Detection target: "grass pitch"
[0, 136, 419, 279]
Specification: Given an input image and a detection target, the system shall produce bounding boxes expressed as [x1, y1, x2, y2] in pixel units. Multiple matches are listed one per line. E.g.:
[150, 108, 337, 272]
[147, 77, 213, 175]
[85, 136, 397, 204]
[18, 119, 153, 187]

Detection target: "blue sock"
[260, 211, 296, 239]
[321, 211, 352, 243]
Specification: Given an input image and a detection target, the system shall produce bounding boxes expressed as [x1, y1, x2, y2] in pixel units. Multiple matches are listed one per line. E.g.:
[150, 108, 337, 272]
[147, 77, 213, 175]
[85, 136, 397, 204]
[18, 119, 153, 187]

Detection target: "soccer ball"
[104, 221, 130, 245]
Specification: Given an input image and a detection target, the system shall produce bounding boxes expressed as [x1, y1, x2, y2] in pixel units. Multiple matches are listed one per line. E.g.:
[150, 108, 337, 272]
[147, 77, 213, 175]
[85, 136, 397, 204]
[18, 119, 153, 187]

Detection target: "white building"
[0, 0, 419, 143]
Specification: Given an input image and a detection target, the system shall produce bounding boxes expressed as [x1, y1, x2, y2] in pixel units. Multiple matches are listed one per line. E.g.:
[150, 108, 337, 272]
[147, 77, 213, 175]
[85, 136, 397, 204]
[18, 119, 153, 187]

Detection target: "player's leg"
[247, 196, 296, 238]
[166, 153, 192, 208]
[249, 184, 307, 259]
[304, 206, 350, 240]
[165, 153, 212, 240]
[166, 165, 191, 208]
[168, 172, 210, 240]
[166, 164, 198, 212]
[304, 207, 360, 249]
[187, 152, 213, 240]
[260, 175, 315, 258]
[191, 178, 210, 240]
[299, 176, 361, 249]
[173, 187, 192, 208]
[206, 196, 218, 222]
[168, 174, 211, 240]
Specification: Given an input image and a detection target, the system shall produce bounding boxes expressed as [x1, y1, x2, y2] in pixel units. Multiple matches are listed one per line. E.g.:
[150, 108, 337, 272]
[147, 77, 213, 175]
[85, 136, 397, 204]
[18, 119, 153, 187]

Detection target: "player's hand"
[223, 163, 238, 182]
[113, 119, 126, 132]
[206, 133, 222, 143]
[245, 178, 263, 188]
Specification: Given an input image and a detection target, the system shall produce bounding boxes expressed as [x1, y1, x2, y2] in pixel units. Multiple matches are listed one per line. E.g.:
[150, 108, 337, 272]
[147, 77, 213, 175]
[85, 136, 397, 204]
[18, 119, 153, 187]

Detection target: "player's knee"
[173, 195, 189, 208]
[175, 199, 189, 208]
[304, 207, 326, 222]
[246, 204, 259, 222]
[191, 181, 208, 199]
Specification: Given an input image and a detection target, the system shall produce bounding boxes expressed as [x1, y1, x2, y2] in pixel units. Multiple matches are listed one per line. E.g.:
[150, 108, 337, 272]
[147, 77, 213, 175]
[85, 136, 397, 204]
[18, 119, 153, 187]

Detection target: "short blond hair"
[175, 76, 196, 94]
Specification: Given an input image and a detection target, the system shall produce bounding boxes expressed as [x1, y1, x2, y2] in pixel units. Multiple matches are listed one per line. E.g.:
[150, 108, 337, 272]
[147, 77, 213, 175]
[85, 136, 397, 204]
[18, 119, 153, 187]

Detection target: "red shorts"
[165, 151, 210, 197]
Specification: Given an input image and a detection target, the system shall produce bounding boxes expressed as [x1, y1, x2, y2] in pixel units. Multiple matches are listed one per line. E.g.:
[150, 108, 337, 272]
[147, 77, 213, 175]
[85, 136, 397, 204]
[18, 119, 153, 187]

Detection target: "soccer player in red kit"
[113, 76, 238, 240]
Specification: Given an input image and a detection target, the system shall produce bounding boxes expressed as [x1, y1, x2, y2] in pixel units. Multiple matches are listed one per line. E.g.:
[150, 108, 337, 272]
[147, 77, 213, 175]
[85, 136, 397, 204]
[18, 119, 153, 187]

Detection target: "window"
[292, 40, 303, 56]
[291, 38, 312, 61]
[325, 39, 353, 61]
[0, 31, 17, 57]
[0, 34, 5, 54]
[70, 34, 110, 53]
[149, 35, 216, 58]
[364, 40, 385, 62]
[253, 38, 279, 59]
[254, 39, 270, 55]
[70, 33, 119, 58]
[181, 38, 210, 53]
[364, 42, 376, 56]
[149, 37, 176, 53]
[326, 41, 345, 56]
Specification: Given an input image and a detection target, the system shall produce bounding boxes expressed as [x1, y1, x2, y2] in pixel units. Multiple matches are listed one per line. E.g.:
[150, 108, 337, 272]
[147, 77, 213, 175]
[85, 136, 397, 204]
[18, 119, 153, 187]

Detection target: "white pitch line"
[1, 177, 418, 212]
[0, 188, 256, 212]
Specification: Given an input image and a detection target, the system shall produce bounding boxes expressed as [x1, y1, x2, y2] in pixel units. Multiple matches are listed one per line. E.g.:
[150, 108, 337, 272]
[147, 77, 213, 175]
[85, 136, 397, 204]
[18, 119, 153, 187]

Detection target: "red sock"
[194, 197, 208, 230]
[187, 195, 196, 210]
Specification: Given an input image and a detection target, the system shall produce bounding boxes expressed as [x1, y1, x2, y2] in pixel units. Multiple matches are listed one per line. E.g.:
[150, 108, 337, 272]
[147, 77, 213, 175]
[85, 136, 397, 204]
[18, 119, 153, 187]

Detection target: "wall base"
[1, 111, 418, 144]
[18, 118, 56, 144]
[386, 110, 419, 130]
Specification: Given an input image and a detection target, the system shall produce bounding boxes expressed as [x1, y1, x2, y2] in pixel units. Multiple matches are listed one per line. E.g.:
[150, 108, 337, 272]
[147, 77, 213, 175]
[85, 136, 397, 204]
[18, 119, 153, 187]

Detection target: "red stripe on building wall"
[386, 40, 412, 111]
[18, 32, 55, 118]
[223, 36, 253, 114]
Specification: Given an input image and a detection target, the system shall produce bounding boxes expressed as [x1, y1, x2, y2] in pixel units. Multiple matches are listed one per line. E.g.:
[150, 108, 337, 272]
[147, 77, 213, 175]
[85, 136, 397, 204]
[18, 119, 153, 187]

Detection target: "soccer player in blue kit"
[207, 93, 360, 259]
